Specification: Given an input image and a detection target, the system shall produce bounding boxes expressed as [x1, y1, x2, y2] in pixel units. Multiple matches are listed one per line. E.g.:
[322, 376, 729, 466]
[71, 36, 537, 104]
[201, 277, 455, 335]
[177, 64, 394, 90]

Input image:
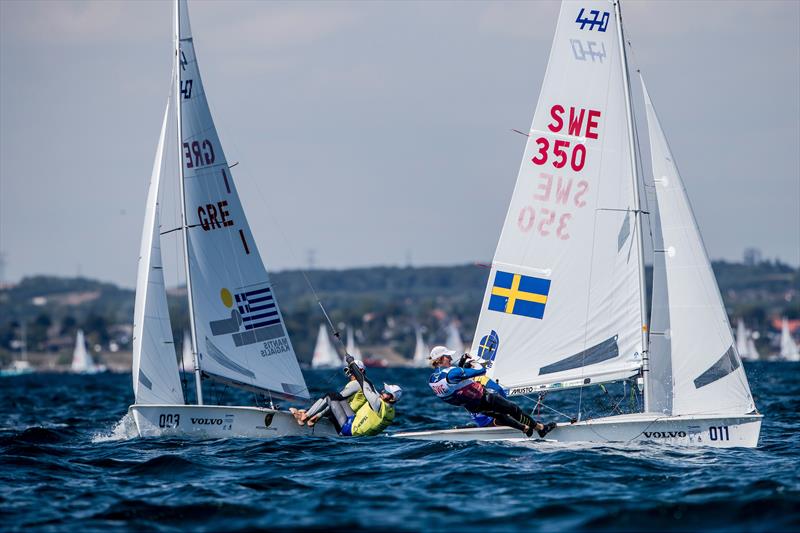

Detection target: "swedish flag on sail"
[488, 271, 551, 320]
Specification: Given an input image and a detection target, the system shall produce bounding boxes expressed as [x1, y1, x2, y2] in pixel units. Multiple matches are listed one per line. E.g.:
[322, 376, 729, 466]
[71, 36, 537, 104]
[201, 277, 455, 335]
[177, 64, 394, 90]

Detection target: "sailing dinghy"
[311, 324, 342, 369]
[395, 0, 761, 447]
[128, 0, 335, 438]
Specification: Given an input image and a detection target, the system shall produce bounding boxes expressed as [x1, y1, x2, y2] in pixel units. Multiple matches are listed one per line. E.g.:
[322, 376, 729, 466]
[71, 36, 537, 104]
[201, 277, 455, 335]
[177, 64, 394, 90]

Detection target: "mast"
[614, 1, 650, 409]
[175, 0, 203, 405]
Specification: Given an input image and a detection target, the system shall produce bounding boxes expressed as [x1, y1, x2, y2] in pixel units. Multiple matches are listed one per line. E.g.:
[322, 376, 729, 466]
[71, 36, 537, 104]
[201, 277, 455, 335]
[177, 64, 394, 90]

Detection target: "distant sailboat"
[735, 320, 759, 361]
[345, 326, 363, 362]
[311, 324, 341, 369]
[0, 323, 34, 377]
[397, 0, 761, 447]
[71, 329, 103, 374]
[127, 0, 335, 438]
[779, 318, 799, 362]
[445, 322, 465, 355]
[412, 326, 430, 367]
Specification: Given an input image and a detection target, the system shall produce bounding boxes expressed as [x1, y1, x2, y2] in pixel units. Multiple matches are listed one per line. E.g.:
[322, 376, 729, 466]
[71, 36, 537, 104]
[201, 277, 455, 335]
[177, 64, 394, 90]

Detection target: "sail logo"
[477, 330, 500, 367]
[488, 271, 550, 320]
[642, 431, 687, 439]
[209, 286, 287, 348]
[575, 8, 609, 32]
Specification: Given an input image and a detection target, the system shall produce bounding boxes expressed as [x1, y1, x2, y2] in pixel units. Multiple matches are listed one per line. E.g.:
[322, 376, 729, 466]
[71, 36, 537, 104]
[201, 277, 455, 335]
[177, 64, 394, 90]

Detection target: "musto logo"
[191, 418, 223, 425]
[643, 430, 687, 439]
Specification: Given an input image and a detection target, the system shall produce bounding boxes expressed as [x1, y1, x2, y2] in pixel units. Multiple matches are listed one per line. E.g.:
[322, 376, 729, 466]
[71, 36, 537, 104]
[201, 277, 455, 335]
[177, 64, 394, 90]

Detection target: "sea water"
[1, 362, 798, 531]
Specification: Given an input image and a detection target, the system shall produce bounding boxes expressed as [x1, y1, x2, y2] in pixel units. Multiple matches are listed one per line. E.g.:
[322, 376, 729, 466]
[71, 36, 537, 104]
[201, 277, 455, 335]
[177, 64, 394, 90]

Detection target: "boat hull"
[129, 404, 338, 439]
[393, 413, 762, 448]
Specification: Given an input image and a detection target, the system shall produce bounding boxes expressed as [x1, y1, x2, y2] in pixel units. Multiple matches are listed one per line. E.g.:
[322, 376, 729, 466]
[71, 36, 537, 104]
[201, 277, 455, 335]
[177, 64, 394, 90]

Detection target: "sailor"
[293, 355, 400, 437]
[428, 345, 555, 438]
[291, 359, 367, 426]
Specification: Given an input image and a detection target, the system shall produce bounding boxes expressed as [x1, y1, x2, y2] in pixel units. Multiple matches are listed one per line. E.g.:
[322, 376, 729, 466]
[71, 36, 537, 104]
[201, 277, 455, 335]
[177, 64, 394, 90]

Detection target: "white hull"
[393, 413, 762, 448]
[129, 404, 338, 439]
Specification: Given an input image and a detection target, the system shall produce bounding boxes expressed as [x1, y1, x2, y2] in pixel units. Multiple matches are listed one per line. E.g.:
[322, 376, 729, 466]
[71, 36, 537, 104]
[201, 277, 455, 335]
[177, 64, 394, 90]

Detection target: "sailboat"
[311, 324, 341, 369]
[396, 0, 761, 447]
[128, 0, 335, 438]
[411, 326, 430, 367]
[735, 319, 760, 361]
[345, 326, 363, 362]
[71, 329, 104, 374]
[0, 324, 34, 377]
[779, 318, 799, 362]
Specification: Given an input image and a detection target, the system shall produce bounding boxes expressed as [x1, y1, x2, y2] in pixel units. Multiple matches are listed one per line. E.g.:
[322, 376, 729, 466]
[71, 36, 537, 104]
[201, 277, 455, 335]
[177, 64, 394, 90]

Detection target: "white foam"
[91, 413, 138, 443]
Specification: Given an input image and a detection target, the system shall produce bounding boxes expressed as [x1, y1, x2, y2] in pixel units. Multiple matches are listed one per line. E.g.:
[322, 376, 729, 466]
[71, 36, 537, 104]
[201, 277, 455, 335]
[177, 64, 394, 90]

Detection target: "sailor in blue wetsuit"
[428, 346, 556, 438]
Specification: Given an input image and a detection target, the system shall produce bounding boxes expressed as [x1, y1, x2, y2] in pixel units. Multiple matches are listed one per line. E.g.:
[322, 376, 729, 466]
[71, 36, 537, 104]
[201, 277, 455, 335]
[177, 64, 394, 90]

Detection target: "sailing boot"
[537, 422, 557, 438]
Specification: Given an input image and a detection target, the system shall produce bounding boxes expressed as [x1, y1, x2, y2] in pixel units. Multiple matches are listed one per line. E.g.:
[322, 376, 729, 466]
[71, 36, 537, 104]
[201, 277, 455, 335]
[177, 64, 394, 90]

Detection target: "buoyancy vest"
[348, 391, 367, 412]
[351, 398, 395, 437]
[429, 366, 485, 406]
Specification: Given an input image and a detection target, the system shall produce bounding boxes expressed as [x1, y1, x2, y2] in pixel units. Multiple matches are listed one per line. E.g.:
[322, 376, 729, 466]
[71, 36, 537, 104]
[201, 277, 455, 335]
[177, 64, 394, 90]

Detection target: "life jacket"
[429, 366, 485, 407]
[348, 390, 367, 412]
[351, 398, 395, 437]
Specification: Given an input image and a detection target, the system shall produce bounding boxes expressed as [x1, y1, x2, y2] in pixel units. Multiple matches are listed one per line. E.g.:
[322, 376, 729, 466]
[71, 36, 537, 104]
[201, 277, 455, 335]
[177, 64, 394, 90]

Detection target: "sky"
[1, 0, 798, 288]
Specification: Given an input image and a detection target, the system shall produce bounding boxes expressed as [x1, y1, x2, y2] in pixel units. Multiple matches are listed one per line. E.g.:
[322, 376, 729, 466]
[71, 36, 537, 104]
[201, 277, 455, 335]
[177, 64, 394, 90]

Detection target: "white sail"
[345, 327, 363, 362]
[734, 320, 759, 362]
[474, 0, 645, 394]
[641, 76, 755, 416]
[71, 329, 97, 373]
[780, 318, 799, 361]
[181, 330, 194, 372]
[176, 0, 307, 399]
[446, 322, 465, 356]
[132, 99, 185, 404]
[311, 324, 340, 369]
[412, 326, 429, 367]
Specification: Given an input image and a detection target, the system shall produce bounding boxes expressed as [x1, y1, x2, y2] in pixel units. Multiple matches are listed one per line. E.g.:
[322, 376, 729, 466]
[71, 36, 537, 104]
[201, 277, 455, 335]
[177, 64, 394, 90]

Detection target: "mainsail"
[311, 324, 340, 369]
[475, 0, 645, 394]
[176, 0, 307, 399]
[181, 330, 194, 372]
[641, 77, 755, 416]
[735, 320, 759, 361]
[132, 99, 184, 404]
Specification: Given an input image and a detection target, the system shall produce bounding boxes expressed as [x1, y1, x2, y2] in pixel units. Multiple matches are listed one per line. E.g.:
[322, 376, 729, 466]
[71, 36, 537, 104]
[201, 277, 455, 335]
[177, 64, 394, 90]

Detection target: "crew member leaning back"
[428, 346, 555, 438]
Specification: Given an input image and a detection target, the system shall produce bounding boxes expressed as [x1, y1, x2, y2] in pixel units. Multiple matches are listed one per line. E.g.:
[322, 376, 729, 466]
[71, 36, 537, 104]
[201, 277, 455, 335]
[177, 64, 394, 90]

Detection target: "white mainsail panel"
[132, 100, 185, 405]
[412, 326, 430, 367]
[780, 318, 799, 361]
[346, 327, 363, 362]
[641, 77, 755, 416]
[475, 1, 644, 394]
[177, 0, 308, 399]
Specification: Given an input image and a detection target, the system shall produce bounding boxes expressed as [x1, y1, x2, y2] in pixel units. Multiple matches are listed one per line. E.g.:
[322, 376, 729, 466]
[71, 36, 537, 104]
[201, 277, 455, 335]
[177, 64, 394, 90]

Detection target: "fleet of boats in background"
[1, 315, 797, 377]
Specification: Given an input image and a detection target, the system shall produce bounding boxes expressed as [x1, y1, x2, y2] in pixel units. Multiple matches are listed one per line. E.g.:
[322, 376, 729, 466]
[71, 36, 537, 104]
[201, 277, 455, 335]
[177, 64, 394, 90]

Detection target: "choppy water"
[1, 362, 798, 531]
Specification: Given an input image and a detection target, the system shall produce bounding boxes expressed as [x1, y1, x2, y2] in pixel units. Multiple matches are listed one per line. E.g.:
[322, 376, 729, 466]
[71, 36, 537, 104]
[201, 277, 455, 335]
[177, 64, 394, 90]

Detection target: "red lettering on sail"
[548, 105, 565, 133]
[533, 174, 553, 202]
[568, 108, 586, 136]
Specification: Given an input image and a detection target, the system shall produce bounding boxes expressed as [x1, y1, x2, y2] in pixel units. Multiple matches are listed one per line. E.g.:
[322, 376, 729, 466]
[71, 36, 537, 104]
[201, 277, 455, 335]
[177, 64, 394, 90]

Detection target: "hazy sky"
[1, 0, 798, 288]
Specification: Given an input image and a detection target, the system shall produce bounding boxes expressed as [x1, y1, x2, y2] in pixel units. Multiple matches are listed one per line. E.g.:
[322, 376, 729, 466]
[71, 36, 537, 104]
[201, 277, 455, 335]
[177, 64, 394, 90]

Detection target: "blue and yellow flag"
[487, 270, 551, 320]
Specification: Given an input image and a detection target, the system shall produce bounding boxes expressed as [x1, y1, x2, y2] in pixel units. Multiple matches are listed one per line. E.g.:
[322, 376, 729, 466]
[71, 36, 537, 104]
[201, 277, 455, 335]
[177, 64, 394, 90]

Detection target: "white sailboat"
[0, 323, 34, 377]
[735, 319, 760, 361]
[445, 322, 465, 355]
[412, 326, 430, 367]
[311, 324, 341, 369]
[128, 0, 335, 438]
[345, 326, 363, 362]
[71, 329, 104, 374]
[396, 0, 761, 447]
[779, 318, 799, 362]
